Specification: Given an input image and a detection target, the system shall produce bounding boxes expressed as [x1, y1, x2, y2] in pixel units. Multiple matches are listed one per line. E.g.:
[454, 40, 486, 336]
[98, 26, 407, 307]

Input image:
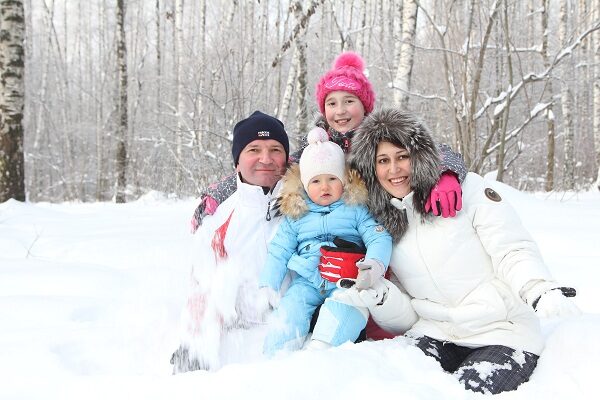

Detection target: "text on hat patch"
[257, 131, 270, 137]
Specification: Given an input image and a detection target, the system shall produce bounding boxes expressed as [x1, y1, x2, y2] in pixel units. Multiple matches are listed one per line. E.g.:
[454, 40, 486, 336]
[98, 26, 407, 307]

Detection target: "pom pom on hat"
[307, 127, 329, 145]
[315, 51, 375, 116]
[299, 128, 346, 191]
[333, 52, 365, 71]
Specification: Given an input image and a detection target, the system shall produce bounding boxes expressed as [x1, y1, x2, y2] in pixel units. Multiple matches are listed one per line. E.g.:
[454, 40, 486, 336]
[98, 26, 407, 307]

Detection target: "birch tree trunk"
[392, 0, 403, 71]
[293, 2, 308, 137]
[0, 0, 25, 202]
[115, 0, 128, 203]
[393, 0, 417, 108]
[496, 0, 514, 183]
[174, 0, 184, 189]
[559, 0, 575, 190]
[542, 0, 556, 192]
[593, 0, 600, 190]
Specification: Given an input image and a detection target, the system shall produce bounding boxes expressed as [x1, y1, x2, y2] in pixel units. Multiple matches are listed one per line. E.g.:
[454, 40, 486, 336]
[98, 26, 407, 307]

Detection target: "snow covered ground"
[1, 183, 599, 399]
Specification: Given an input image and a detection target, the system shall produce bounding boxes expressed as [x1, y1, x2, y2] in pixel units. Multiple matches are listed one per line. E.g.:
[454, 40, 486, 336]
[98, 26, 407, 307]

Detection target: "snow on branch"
[475, 20, 600, 120]
[486, 102, 552, 155]
[271, 0, 324, 68]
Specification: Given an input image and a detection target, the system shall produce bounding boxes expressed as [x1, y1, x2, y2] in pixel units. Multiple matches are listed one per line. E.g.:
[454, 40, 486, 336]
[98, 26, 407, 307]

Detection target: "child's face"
[324, 91, 366, 133]
[306, 174, 344, 206]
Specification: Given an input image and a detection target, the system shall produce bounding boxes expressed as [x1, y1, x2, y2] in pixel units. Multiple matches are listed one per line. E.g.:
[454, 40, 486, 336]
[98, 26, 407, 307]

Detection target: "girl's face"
[324, 91, 366, 133]
[375, 141, 411, 199]
[306, 174, 344, 206]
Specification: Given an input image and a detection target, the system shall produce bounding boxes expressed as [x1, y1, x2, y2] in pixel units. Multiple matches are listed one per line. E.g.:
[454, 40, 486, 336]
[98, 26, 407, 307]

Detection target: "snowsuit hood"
[348, 108, 441, 241]
[275, 164, 369, 220]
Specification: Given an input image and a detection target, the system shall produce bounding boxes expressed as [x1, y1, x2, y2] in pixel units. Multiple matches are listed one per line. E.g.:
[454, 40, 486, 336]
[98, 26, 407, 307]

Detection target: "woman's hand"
[332, 278, 389, 308]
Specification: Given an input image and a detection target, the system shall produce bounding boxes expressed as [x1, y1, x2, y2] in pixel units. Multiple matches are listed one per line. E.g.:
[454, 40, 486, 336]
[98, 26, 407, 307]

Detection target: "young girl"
[190, 52, 466, 232]
[259, 128, 392, 354]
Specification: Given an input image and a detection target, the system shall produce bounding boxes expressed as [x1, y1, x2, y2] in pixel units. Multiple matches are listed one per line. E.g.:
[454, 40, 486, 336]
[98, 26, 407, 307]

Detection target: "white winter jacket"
[370, 173, 554, 355]
[185, 176, 283, 331]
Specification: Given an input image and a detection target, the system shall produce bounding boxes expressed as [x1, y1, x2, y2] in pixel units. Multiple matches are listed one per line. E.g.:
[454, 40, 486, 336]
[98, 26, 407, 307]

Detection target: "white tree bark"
[0, 0, 25, 201]
[593, 0, 600, 190]
[559, 0, 575, 190]
[393, 0, 418, 107]
[174, 0, 185, 189]
[115, 0, 129, 203]
[542, 0, 556, 192]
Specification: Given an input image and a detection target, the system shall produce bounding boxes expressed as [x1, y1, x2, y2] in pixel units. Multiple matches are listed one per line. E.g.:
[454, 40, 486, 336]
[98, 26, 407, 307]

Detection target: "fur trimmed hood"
[349, 109, 441, 241]
[275, 164, 369, 220]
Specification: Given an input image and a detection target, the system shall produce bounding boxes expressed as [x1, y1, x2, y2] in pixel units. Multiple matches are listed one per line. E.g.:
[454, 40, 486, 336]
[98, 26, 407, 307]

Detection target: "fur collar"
[275, 164, 368, 220]
[348, 109, 441, 241]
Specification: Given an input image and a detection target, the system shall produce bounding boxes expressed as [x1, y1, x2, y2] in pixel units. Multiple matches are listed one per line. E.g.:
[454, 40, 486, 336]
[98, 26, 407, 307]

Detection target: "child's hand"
[425, 172, 462, 217]
[355, 259, 385, 290]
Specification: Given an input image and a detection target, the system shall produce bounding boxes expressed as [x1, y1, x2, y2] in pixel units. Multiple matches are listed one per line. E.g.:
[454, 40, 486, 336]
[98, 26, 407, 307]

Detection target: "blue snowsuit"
[259, 180, 392, 355]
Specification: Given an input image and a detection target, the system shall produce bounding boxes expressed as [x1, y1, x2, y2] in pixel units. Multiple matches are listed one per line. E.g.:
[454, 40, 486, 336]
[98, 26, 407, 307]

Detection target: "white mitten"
[534, 288, 581, 318]
[257, 286, 280, 312]
[333, 278, 389, 308]
[355, 258, 385, 290]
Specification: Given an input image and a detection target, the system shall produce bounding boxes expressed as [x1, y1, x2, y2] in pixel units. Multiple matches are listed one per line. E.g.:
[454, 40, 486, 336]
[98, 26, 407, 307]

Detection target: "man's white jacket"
[181, 177, 282, 346]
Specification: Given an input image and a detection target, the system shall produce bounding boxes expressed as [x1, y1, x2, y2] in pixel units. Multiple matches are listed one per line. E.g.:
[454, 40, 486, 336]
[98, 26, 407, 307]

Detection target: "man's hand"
[257, 286, 280, 311]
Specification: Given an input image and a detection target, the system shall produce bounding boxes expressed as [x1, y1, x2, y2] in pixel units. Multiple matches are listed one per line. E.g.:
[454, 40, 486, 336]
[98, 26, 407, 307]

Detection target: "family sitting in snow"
[171, 52, 579, 395]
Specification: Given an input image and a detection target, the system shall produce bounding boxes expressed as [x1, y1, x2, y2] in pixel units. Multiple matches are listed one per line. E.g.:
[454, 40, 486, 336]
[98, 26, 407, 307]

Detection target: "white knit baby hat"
[299, 127, 346, 191]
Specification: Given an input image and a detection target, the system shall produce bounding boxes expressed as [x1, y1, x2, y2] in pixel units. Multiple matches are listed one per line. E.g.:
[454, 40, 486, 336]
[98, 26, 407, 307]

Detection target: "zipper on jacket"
[265, 198, 272, 221]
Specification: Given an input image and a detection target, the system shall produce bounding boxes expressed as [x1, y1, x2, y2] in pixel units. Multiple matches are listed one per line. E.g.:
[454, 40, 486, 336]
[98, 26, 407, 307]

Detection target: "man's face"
[236, 139, 287, 188]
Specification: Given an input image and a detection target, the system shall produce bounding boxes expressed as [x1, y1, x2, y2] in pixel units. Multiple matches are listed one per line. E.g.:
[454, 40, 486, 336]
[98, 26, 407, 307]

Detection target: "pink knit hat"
[315, 52, 375, 116]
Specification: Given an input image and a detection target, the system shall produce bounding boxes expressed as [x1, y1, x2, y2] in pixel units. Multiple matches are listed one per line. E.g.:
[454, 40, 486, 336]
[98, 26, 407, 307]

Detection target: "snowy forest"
[1, 0, 600, 203]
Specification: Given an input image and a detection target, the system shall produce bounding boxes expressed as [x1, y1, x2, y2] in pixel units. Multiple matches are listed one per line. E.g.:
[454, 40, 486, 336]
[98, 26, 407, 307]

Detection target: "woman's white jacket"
[370, 173, 553, 355]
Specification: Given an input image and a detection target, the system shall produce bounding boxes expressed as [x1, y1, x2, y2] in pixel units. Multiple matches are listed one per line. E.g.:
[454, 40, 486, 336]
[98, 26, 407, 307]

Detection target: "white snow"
[1, 182, 599, 399]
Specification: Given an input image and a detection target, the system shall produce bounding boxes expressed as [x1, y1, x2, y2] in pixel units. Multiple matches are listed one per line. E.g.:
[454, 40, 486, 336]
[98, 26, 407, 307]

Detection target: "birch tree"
[393, 0, 417, 107]
[115, 0, 128, 203]
[559, 0, 575, 190]
[594, 0, 600, 190]
[174, 0, 184, 189]
[542, 0, 556, 191]
[0, 0, 25, 202]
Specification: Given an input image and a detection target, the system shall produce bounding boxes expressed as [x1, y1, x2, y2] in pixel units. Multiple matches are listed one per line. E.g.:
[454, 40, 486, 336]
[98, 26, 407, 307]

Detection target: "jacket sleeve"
[438, 143, 467, 182]
[259, 217, 299, 291]
[369, 279, 418, 335]
[356, 206, 393, 267]
[465, 173, 556, 302]
[191, 174, 238, 231]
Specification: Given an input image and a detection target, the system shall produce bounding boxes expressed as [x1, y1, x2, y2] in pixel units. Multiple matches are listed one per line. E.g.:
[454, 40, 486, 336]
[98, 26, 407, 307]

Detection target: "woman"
[335, 108, 579, 394]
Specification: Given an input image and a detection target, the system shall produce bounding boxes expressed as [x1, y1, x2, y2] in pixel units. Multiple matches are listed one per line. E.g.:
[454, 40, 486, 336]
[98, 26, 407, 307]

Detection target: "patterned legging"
[413, 335, 539, 395]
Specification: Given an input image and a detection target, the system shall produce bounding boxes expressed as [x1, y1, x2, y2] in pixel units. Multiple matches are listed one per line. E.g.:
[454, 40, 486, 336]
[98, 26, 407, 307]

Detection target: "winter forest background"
[2, 0, 600, 203]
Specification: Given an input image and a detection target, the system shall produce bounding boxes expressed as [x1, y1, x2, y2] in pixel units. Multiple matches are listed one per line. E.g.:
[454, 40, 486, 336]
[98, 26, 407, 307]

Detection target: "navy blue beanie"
[231, 111, 290, 166]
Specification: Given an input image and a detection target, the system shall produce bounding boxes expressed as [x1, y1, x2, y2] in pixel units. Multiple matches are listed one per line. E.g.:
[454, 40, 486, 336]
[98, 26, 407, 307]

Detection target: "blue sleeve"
[355, 206, 393, 267]
[259, 218, 299, 291]
[438, 143, 467, 182]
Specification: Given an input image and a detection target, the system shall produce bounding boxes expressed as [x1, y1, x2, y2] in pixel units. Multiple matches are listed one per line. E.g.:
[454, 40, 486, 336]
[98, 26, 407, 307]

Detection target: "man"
[171, 111, 289, 373]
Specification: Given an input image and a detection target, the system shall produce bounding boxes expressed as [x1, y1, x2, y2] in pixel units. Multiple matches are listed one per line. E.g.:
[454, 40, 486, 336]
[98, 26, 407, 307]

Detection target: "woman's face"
[375, 141, 411, 198]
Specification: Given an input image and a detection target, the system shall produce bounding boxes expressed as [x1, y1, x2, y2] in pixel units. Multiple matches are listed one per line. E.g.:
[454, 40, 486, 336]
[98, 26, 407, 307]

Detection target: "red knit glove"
[425, 172, 463, 218]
